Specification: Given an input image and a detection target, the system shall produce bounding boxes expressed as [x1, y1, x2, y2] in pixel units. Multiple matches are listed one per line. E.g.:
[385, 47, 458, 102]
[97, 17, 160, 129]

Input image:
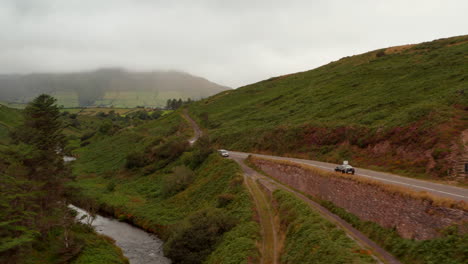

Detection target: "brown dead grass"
[447, 39, 468, 47]
[251, 156, 468, 211]
[385, 44, 415, 55]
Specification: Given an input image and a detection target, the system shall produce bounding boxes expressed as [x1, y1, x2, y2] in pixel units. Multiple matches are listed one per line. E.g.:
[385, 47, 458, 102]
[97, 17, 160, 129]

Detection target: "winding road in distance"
[229, 151, 468, 202]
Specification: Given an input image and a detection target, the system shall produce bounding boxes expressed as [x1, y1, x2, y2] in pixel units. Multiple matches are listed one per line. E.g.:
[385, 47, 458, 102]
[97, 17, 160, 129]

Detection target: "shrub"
[99, 121, 113, 135]
[125, 152, 149, 169]
[150, 111, 162, 120]
[229, 174, 244, 186]
[106, 181, 116, 192]
[432, 147, 450, 160]
[217, 193, 236, 208]
[164, 208, 237, 264]
[162, 166, 195, 197]
[376, 50, 386, 57]
[152, 138, 189, 165]
[80, 131, 95, 142]
[184, 135, 214, 169]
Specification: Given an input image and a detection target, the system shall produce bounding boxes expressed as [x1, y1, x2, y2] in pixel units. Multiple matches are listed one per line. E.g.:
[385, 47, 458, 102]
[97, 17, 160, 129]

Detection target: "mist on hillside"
[0, 68, 229, 107]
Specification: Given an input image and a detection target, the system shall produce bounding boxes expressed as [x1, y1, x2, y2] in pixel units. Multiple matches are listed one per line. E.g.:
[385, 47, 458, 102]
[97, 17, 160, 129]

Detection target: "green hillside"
[189, 35, 468, 179]
[0, 69, 229, 108]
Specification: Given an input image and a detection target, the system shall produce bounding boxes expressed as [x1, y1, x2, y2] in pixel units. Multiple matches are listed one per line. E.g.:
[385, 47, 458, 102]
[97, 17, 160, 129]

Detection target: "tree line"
[166, 98, 192, 110]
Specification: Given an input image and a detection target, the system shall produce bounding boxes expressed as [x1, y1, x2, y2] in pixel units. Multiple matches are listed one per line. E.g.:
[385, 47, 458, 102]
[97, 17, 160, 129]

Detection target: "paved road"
[229, 151, 468, 202]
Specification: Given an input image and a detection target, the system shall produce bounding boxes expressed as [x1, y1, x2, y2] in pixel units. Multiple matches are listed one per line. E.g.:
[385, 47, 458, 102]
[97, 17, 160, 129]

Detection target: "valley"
[1, 35, 467, 264]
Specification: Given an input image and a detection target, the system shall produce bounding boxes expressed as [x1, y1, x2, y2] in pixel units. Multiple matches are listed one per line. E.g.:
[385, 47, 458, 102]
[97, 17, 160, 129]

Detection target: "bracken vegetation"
[66, 110, 259, 264]
[188, 35, 468, 180]
[273, 190, 375, 264]
[320, 201, 468, 264]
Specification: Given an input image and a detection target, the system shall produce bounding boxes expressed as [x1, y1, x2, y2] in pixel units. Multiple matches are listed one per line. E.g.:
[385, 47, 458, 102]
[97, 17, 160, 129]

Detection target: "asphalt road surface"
[229, 151, 468, 202]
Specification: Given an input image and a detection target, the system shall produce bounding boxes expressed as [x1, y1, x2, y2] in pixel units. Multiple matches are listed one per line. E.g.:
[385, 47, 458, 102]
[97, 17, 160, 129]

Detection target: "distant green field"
[0, 69, 228, 108]
[61, 107, 172, 117]
[52, 91, 80, 107]
[4, 90, 190, 108]
[94, 91, 175, 107]
[0, 101, 27, 109]
[61, 107, 138, 115]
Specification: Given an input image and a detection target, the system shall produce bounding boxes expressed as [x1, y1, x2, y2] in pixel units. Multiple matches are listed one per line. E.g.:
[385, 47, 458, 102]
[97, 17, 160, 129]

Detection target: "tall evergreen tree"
[13, 94, 66, 182]
[1, 94, 70, 260]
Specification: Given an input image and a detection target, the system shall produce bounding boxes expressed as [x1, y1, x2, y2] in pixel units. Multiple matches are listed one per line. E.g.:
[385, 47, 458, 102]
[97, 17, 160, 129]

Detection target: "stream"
[69, 205, 171, 264]
[64, 155, 170, 263]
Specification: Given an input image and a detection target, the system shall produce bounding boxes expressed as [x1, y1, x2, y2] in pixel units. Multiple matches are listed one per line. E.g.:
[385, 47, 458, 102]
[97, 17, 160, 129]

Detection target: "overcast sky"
[1, 0, 467, 87]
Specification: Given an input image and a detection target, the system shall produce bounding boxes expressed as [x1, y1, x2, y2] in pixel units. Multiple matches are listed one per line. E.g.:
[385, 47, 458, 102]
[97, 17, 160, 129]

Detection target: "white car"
[218, 149, 229, 157]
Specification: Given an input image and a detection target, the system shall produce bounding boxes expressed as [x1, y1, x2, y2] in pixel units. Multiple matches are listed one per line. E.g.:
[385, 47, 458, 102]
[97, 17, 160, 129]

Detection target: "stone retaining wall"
[251, 157, 468, 240]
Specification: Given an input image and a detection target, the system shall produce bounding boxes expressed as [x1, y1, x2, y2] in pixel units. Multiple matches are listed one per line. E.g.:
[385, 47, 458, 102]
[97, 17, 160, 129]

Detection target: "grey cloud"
[0, 0, 467, 87]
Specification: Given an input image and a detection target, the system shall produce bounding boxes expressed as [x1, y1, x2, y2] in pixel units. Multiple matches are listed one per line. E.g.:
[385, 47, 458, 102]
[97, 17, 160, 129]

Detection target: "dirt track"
[182, 109, 202, 145]
[233, 156, 279, 264]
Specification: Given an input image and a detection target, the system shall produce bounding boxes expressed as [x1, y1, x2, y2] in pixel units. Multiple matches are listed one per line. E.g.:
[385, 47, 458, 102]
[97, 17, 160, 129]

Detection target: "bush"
[80, 131, 95, 142]
[106, 181, 116, 192]
[376, 50, 386, 57]
[150, 111, 162, 120]
[162, 166, 195, 197]
[164, 208, 237, 264]
[217, 193, 236, 208]
[125, 152, 149, 169]
[184, 136, 214, 169]
[99, 121, 113, 135]
[152, 138, 189, 166]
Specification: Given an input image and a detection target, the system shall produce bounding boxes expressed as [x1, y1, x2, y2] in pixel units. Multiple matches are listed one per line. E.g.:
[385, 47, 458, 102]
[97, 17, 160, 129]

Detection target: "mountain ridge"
[0, 68, 230, 107]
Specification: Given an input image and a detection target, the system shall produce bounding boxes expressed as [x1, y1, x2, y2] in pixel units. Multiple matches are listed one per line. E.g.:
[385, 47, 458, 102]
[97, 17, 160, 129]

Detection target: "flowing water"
[69, 205, 171, 264]
[63, 156, 77, 162]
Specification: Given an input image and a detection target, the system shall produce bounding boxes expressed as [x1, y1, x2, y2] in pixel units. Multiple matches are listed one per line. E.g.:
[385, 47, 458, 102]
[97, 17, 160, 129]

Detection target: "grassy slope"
[70, 231, 129, 264]
[189, 35, 468, 179]
[22, 224, 128, 264]
[67, 112, 260, 263]
[273, 190, 375, 264]
[71, 112, 187, 175]
[69, 154, 260, 264]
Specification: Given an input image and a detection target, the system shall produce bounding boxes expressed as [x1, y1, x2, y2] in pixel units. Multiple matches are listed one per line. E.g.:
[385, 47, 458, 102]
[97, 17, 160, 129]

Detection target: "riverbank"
[67, 154, 260, 264]
[70, 205, 170, 264]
